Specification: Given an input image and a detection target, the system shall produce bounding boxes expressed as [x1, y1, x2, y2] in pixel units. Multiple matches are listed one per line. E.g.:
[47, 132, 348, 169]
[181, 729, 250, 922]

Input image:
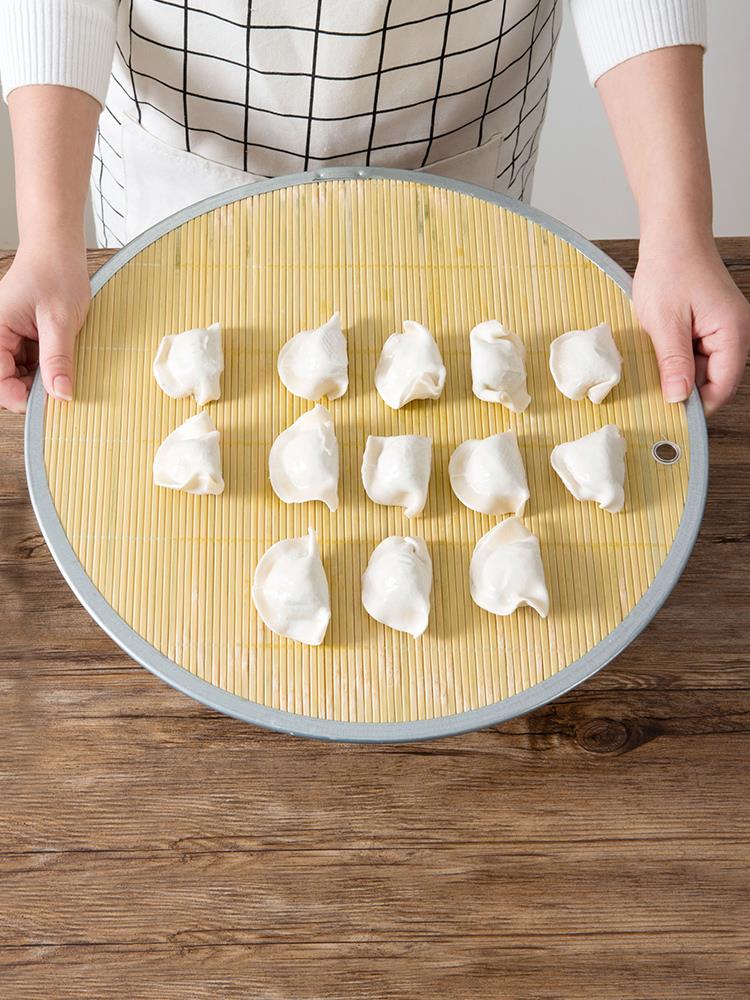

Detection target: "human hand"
[0, 239, 90, 413]
[633, 235, 750, 415]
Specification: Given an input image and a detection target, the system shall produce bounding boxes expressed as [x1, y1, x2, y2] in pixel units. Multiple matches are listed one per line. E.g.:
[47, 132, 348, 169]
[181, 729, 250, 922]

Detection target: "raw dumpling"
[551, 424, 626, 513]
[375, 320, 446, 409]
[449, 430, 529, 516]
[153, 411, 224, 495]
[269, 404, 339, 511]
[252, 529, 330, 645]
[361, 435, 432, 518]
[470, 320, 530, 412]
[549, 322, 622, 404]
[277, 312, 348, 401]
[153, 321, 223, 405]
[361, 536, 432, 638]
[470, 517, 549, 618]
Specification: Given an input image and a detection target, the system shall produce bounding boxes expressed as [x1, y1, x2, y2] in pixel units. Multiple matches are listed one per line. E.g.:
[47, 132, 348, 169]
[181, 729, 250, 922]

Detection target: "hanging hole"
[652, 440, 681, 465]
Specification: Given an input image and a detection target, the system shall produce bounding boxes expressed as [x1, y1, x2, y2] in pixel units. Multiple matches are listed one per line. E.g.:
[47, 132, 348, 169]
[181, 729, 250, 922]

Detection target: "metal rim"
[24, 166, 709, 743]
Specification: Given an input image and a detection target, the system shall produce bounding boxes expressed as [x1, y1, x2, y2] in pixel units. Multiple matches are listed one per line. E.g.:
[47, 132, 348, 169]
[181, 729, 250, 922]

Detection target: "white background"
[1, 0, 748, 247]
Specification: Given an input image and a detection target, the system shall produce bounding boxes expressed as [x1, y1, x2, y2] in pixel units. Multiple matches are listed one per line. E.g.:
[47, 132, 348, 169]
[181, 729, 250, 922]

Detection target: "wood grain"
[0, 240, 748, 999]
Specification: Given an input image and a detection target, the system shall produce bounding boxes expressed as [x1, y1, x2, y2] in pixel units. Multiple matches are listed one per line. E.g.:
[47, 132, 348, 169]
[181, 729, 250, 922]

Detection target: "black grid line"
[479, 0, 508, 146]
[242, 0, 253, 172]
[182, 1, 190, 152]
[127, 1, 142, 123]
[303, 1, 324, 171]
[96, 133, 107, 242]
[93, 148, 124, 190]
[421, 0, 454, 168]
[98, 129, 124, 165]
[366, 0, 394, 167]
[508, 0, 541, 183]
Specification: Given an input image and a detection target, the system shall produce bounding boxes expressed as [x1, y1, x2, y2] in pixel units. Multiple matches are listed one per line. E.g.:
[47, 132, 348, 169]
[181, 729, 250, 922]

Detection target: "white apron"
[93, 0, 561, 246]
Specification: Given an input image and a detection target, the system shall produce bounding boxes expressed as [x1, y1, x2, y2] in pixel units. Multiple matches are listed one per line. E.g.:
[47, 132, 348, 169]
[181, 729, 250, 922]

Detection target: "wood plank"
[0, 937, 746, 1000]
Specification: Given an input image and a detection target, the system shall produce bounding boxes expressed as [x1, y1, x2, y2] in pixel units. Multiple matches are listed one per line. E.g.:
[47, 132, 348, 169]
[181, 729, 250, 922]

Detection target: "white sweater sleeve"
[0, 0, 118, 106]
[571, 0, 707, 85]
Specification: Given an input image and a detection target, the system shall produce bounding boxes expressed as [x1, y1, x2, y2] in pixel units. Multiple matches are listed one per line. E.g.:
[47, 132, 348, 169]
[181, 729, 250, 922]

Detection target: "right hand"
[0, 239, 90, 413]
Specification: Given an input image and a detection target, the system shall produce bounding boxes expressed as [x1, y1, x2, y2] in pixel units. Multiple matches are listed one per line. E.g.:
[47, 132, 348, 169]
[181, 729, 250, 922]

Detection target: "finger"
[699, 337, 749, 415]
[37, 312, 78, 401]
[694, 353, 709, 388]
[647, 315, 696, 404]
[0, 343, 29, 413]
[22, 339, 39, 369]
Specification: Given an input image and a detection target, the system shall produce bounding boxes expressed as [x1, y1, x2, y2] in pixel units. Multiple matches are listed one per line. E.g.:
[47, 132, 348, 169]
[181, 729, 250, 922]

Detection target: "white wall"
[0, 99, 17, 247]
[1, 0, 749, 246]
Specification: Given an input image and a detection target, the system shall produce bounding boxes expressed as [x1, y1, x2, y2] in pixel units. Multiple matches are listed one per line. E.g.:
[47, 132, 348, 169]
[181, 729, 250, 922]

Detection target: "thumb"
[38, 311, 77, 401]
[648, 315, 696, 404]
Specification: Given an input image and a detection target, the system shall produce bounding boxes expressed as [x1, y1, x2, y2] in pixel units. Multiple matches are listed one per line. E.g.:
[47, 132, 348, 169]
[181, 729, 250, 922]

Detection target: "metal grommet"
[652, 440, 681, 465]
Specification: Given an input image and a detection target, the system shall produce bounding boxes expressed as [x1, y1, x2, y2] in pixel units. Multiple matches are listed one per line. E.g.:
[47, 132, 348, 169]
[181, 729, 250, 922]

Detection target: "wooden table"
[1, 241, 748, 999]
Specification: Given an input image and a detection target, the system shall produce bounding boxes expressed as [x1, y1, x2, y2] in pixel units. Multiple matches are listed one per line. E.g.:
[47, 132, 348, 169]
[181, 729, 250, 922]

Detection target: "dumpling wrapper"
[470, 517, 549, 618]
[449, 430, 530, 516]
[551, 424, 627, 513]
[375, 320, 446, 409]
[153, 411, 224, 495]
[252, 528, 331, 645]
[361, 435, 432, 518]
[470, 320, 530, 412]
[361, 536, 432, 638]
[269, 404, 339, 511]
[277, 312, 348, 401]
[549, 322, 622, 404]
[153, 321, 223, 406]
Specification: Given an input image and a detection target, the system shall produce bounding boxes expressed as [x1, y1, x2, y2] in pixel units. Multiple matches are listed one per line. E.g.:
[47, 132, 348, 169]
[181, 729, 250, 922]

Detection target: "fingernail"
[663, 377, 689, 403]
[53, 375, 73, 401]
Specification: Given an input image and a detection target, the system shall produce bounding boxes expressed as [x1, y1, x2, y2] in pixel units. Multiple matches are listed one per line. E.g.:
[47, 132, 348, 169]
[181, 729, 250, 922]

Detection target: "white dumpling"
[153, 321, 223, 405]
[361, 435, 432, 518]
[361, 536, 432, 638]
[375, 320, 446, 409]
[551, 424, 626, 513]
[277, 312, 348, 401]
[470, 517, 549, 618]
[449, 430, 529, 516]
[252, 529, 330, 645]
[549, 322, 622, 404]
[470, 320, 530, 412]
[269, 404, 339, 511]
[153, 411, 224, 495]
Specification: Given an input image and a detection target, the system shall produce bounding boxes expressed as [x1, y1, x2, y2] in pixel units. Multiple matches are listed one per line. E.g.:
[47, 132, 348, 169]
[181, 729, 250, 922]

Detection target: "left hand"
[633, 235, 750, 415]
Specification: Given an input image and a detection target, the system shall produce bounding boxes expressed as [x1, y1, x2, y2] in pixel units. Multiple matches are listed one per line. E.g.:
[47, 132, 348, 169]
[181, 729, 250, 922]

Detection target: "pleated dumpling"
[470, 320, 530, 412]
[551, 424, 627, 513]
[153, 411, 224, 495]
[153, 322, 223, 405]
[449, 430, 529, 516]
[470, 517, 549, 618]
[375, 321, 446, 409]
[277, 312, 348, 401]
[361, 536, 432, 638]
[252, 529, 331, 645]
[361, 435, 432, 518]
[269, 405, 339, 511]
[549, 322, 622, 404]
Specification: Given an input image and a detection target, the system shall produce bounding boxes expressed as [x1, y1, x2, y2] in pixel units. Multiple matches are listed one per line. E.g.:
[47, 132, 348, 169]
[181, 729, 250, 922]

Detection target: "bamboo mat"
[43, 178, 689, 724]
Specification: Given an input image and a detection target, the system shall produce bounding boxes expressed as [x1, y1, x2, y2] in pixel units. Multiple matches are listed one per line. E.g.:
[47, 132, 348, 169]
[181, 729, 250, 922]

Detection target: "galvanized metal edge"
[24, 166, 709, 743]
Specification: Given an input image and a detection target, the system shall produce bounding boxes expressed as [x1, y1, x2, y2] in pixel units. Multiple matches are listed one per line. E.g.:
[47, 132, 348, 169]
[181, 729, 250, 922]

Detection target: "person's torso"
[94, 0, 561, 246]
